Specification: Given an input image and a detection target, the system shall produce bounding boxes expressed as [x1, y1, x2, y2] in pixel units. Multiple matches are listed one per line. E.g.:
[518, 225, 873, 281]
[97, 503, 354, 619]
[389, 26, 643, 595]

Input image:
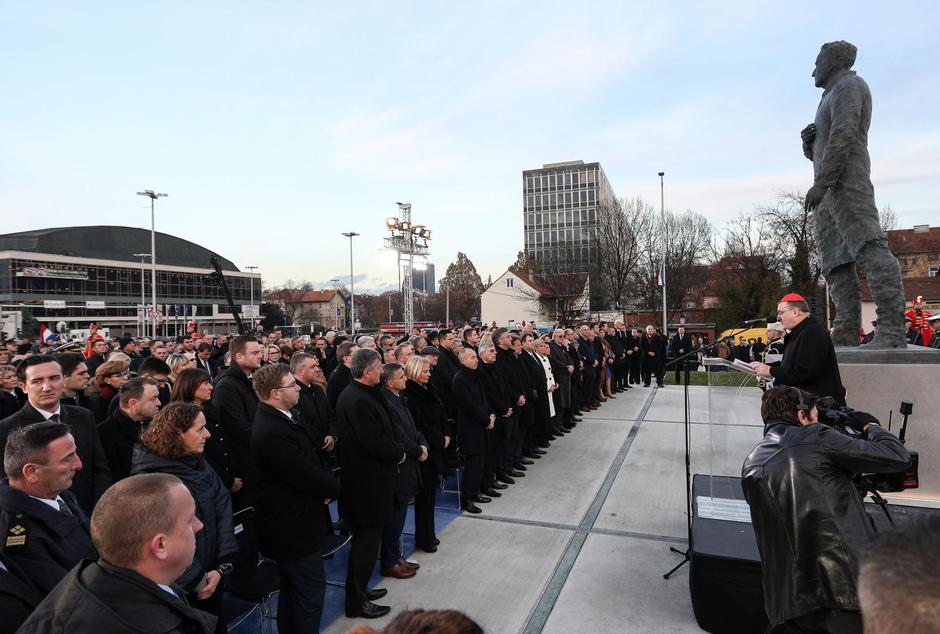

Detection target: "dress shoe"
[346, 601, 392, 619]
[366, 588, 388, 600]
[571, 417, 583, 422]
[482, 488, 502, 497]
[381, 562, 417, 579]
[418, 544, 438, 553]
[523, 451, 539, 459]
[643, 383, 651, 387]
[461, 502, 483, 514]
[537, 442, 551, 449]
[497, 475, 515, 485]
[475, 494, 492, 503]
[533, 448, 548, 455]
[433, 538, 440, 545]
[520, 458, 535, 465]
[514, 464, 527, 471]
[400, 558, 420, 570]
[509, 469, 525, 478]
[490, 481, 509, 490]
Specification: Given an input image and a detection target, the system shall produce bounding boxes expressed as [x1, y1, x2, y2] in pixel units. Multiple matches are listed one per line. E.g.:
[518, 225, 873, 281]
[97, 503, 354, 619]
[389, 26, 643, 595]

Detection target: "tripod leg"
[663, 549, 690, 579]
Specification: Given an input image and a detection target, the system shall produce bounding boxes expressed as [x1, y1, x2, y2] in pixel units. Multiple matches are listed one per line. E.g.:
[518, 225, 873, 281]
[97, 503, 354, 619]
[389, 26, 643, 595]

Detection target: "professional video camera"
[816, 397, 919, 494]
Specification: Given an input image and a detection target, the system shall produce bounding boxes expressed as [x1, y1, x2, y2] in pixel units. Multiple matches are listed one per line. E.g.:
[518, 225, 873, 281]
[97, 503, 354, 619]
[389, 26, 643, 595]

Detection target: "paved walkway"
[323, 383, 764, 634]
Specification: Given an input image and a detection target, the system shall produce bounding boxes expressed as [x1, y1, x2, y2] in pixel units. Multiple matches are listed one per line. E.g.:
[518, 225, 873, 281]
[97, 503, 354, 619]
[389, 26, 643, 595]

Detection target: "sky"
[2, 2, 939, 293]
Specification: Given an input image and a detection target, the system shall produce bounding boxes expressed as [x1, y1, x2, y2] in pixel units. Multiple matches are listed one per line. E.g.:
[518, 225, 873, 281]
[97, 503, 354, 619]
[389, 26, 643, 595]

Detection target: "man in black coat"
[519, 334, 551, 448]
[210, 336, 263, 496]
[379, 364, 426, 579]
[477, 343, 518, 490]
[0, 355, 112, 515]
[604, 324, 625, 393]
[0, 421, 98, 596]
[670, 326, 694, 385]
[434, 330, 461, 418]
[327, 341, 357, 410]
[451, 348, 494, 514]
[84, 339, 110, 376]
[98, 377, 161, 482]
[576, 326, 599, 408]
[640, 325, 666, 388]
[251, 364, 342, 633]
[335, 348, 404, 620]
[18, 473, 216, 633]
[742, 387, 910, 632]
[493, 329, 528, 475]
[291, 353, 336, 453]
[751, 293, 847, 405]
[613, 320, 631, 391]
[627, 327, 643, 385]
[56, 351, 94, 413]
[0, 551, 42, 634]
[195, 343, 219, 381]
[548, 329, 576, 430]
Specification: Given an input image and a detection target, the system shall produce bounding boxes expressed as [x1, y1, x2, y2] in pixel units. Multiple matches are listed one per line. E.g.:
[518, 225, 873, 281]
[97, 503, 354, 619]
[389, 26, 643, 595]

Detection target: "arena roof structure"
[0, 226, 240, 271]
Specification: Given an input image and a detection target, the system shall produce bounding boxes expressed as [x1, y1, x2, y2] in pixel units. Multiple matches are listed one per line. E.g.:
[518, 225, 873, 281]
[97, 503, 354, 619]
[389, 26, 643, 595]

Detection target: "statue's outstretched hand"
[804, 184, 827, 211]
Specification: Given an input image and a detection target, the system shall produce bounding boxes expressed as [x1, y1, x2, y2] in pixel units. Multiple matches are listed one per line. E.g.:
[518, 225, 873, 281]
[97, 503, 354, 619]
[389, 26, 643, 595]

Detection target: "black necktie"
[57, 498, 74, 517]
[49, 413, 60, 423]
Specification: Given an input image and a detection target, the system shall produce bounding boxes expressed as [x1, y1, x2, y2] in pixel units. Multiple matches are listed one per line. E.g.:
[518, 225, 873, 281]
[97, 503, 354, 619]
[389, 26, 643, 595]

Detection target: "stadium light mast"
[341, 232, 359, 335]
[384, 203, 431, 333]
[136, 189, 167, 337]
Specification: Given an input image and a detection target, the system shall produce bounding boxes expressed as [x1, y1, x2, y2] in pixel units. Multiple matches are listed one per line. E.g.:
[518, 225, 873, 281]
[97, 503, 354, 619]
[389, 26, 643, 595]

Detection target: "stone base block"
[837, 345, 940, 503]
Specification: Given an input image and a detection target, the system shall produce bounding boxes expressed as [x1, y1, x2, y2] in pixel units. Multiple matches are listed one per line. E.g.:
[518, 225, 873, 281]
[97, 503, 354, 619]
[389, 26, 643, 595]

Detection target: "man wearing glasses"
[751, 293, 846, 405]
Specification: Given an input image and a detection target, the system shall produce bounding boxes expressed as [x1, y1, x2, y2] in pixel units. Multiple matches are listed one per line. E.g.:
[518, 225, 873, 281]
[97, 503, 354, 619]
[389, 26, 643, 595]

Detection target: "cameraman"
[742, 386, 911, 633]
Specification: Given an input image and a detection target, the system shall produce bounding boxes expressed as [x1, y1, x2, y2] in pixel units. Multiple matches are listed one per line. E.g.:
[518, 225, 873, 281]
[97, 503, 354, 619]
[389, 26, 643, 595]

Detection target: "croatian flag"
[40, 324, 56, 343]
[657, 263, 665, 287]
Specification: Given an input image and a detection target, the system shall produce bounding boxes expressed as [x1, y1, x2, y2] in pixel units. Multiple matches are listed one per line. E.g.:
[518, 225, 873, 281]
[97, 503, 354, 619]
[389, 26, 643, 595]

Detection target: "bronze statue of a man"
[802, 40, 906, 348]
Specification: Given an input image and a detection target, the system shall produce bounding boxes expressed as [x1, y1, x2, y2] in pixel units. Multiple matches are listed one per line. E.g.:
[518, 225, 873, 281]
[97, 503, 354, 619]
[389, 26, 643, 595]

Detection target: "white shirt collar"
[276, 407, 293, 420]
[36, 405, 62, 419]
[29, 495, 65, 512]
[156, 583, 178, 598]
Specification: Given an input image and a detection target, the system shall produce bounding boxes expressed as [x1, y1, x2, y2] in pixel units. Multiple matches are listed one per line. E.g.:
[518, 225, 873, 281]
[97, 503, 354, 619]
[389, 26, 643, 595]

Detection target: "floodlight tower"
[384, 203, 431, 333]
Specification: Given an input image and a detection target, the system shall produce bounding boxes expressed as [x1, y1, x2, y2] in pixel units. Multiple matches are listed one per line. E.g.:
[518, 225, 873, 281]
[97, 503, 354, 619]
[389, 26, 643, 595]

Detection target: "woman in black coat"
[171, 369, 242, 495]
[403, 357, 452, 552]
[131, 402, 238, 632]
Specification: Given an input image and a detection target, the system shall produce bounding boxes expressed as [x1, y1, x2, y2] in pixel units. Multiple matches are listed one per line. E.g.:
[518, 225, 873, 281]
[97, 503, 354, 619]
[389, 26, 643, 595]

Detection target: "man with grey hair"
[801, 40, 905, 348]
[356, 335, 376, 350]
[336, 348, 404, 619]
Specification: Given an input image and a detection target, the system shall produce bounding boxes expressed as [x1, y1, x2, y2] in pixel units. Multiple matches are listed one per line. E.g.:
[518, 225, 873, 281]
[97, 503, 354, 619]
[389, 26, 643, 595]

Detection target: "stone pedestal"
[836, 345, 940, 504]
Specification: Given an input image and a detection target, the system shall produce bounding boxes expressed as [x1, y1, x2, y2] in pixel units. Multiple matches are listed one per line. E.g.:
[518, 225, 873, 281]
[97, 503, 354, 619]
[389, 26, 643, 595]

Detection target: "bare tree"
[263, 279, 316, 325]
[516, 245, 591, 325]
[596, 196, 652, 311]
[711, 214, 783, 328]
[755, 192, 820, 298]
[629, 209, 713, 324]
[879, 203, 899, 233]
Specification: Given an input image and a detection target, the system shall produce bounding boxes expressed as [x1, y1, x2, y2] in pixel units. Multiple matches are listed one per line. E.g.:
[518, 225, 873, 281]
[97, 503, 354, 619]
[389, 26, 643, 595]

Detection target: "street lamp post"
[658, 172, 667, 337]
[245, 265, 258, 331]
[133, 253, 151, 337]
[341, 232, 359, 335]
[137, 190, 167, 337]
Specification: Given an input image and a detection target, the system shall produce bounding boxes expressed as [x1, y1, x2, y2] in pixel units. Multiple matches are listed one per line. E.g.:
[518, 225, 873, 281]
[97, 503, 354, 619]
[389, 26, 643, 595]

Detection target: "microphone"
[743, 317, 769, 327]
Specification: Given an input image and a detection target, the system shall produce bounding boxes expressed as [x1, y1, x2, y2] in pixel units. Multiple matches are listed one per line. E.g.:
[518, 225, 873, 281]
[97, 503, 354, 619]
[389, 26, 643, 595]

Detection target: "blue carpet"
[228, 476, 464, 633]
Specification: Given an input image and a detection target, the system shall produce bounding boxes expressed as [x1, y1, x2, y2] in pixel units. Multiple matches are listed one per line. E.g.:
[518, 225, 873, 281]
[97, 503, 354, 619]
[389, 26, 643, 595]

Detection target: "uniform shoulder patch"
[6, 524, 26, 547]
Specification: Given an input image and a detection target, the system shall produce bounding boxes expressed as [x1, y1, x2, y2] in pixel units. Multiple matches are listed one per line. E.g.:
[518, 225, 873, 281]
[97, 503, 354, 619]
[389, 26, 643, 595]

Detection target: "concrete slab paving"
[541, 533, 704, 634]
[481, 419, 632, 526]
[323, 516, 572, 634]
[579, 389, 649, 423]
[593, 420, 759, 538]
[644, 385, 763, 426]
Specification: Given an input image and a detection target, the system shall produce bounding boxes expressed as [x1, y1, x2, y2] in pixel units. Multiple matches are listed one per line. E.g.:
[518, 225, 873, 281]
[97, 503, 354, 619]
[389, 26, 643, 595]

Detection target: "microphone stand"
[662, 325, 754, 579]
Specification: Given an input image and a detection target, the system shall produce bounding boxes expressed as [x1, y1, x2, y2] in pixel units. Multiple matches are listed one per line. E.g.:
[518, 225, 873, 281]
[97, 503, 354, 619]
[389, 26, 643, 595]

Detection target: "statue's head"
[813, 40, 857, 88]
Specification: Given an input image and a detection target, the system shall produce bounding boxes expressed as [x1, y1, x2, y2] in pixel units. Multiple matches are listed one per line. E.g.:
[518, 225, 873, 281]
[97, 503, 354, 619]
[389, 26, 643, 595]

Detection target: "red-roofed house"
[482, 268, 589, 327]
[264, 288, 347, 329]
[887, 224, 940, 278]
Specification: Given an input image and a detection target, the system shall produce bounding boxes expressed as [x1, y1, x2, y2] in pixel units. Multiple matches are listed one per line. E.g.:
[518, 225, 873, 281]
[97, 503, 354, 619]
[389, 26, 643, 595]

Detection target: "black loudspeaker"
[689, 475, 769, 634]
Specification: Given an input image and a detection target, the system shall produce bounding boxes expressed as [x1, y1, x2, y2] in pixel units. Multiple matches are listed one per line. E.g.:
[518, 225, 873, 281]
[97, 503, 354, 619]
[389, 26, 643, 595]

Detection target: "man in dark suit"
[195, 343, 218, 381]
[211, 336, 262, 498]
[548, 329, 576, 430]
[98, 378, 161, 482]
[19, 473, 216, 633]
[335, 349, 404, 620]
[55, 352, 93, 413]
[452, 348, 494, 514]
[670, 326, 694, 385]
[641, 325, 666, 388]
[291, 353, 336, 453]
[576, 325, 598, 408]
[84, 339, 110, 376]
[251, 364, 342, 633]
[0, 355, 112, 515]
[326, 341, 357, 411]
[0, 421, 98, 596]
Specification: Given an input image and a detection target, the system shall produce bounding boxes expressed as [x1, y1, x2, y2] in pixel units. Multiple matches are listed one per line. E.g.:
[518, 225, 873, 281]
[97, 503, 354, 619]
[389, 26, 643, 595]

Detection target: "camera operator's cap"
[766, 321, 785, 332]
[779, 292, 806, 303]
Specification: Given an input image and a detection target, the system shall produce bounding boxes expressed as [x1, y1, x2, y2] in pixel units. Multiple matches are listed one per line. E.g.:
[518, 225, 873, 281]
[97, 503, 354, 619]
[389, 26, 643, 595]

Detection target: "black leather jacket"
[741, 418, 910, 625]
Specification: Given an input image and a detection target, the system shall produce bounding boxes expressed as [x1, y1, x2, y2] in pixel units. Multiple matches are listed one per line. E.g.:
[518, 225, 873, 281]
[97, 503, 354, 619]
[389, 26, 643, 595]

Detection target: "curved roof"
[0, 226, 239, 271]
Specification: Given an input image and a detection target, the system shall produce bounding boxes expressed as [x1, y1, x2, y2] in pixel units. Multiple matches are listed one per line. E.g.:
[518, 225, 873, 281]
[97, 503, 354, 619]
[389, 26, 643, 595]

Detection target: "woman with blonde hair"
[89, 358, 130, 422]
[402, 355, 452, 552]
[131, 401, 238, 630]
[165, 352, 195, 388]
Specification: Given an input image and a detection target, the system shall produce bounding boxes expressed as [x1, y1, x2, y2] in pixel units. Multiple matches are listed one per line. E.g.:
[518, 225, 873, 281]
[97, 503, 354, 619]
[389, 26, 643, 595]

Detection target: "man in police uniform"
[0, 421, 97, 596]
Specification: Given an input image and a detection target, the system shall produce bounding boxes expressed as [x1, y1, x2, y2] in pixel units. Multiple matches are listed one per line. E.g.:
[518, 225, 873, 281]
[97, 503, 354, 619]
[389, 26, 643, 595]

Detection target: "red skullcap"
[779, 292, 806, 303]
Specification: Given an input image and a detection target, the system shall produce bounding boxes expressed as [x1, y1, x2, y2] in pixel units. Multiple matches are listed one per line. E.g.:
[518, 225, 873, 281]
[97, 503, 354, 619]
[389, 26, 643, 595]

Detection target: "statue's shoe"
[860, 333, 907, 349]
[831, 325, 861, 347]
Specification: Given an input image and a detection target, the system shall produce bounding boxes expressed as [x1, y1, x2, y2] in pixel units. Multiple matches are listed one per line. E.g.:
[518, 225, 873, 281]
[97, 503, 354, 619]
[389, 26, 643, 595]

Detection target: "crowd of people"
[0, 319, 663, 633]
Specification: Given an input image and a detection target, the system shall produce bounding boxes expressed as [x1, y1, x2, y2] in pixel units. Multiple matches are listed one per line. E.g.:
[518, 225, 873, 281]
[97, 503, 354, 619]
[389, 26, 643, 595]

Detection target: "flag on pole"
[657, 263, 665, 287]
[40, 324, 56, 344]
